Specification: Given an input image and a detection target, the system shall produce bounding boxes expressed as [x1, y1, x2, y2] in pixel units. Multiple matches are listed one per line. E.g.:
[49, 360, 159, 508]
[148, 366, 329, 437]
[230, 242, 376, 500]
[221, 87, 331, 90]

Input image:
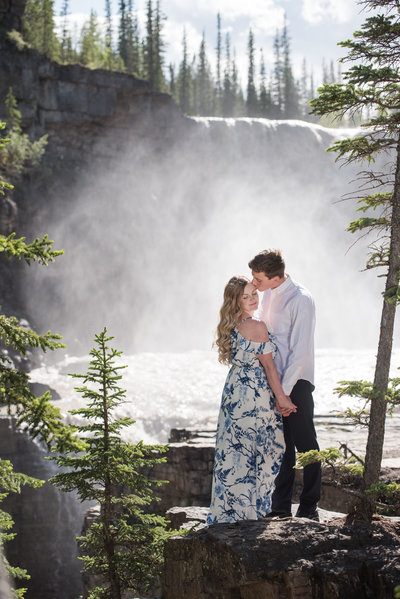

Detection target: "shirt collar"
[271, 274, 293, 296]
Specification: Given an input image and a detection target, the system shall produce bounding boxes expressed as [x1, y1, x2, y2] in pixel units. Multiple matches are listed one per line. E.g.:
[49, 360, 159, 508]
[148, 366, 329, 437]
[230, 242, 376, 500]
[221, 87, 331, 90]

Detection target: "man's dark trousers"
[271, 379, 321, 513]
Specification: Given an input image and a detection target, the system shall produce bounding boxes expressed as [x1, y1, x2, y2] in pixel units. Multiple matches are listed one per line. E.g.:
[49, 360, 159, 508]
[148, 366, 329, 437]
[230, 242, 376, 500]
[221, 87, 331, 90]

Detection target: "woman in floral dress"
[207, 276, 297, 524]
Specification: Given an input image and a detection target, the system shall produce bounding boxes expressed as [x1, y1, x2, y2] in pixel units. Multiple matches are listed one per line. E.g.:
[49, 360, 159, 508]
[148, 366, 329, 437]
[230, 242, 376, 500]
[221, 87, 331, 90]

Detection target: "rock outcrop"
[163, 515, 400, 599]
[0, 37, 181, 169]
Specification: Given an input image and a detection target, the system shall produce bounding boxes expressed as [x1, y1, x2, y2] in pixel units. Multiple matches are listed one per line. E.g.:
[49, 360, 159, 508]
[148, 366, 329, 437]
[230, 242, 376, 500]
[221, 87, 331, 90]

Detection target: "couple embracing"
[207, 249, 321, 524]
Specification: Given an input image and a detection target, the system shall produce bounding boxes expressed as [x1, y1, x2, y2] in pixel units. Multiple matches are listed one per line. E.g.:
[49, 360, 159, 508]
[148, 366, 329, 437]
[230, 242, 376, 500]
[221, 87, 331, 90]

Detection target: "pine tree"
[2, 89, 48, 177]
[310, 0, 400, 521]
[50, 329, 173, 598]
[222, 33, 234, 116]
[272, 29, 283, 117]
[195, 33, 214, 115]
[59, 0, 72, 63]
[246, 28, 258, 117]
[23, 0, 60, 59]
[231, 49, 244, 116]
[329, 59, 336, 84]
[122, 0, 141, 74]
[215, 13, 222, 115]
[259, 49, 272, 117]
[281, 16, 299, 119]
[79, 11, 104, 68]
[153, 0, 166, 91]
[168, 63, 176, 98]
[176, 28, 192, 114]
[104, 0, 113, 67]
[143, 0, 155, 86]
[299, 58, 309, 120]
[118, 0, 129, 68]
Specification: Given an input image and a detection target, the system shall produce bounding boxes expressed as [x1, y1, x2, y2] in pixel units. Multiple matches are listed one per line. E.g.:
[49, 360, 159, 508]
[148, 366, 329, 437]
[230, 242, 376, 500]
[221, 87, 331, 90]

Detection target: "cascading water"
[24, 117, 396, 353]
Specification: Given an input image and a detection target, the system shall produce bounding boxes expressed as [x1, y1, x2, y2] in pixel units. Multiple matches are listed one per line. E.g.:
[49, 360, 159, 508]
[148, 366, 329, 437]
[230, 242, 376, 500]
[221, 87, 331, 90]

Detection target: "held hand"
[275, 395, 297, 416]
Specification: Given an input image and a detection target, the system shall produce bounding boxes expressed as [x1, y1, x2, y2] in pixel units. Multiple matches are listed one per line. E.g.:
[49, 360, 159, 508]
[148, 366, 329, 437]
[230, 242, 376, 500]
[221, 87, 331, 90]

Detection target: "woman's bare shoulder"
[238, 319, 269, 343]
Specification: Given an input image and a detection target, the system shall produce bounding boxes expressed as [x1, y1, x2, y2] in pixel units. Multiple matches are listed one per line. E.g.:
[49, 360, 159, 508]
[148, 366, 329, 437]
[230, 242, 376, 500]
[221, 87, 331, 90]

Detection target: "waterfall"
[24, 117, 395, 353]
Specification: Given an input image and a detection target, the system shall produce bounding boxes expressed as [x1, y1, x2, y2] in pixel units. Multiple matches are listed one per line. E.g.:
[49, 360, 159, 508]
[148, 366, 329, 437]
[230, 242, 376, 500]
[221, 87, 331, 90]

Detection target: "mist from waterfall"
[24, 117, 399, 354]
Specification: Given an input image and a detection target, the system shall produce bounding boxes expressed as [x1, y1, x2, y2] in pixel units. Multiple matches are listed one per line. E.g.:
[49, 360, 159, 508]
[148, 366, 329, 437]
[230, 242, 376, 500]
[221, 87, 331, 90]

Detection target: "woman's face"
[240, 283, 259, 314]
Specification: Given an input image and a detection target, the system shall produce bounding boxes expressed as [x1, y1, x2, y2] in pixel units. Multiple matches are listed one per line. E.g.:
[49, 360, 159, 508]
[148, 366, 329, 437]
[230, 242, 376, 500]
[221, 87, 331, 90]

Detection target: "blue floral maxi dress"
[207, 329, 285, 524]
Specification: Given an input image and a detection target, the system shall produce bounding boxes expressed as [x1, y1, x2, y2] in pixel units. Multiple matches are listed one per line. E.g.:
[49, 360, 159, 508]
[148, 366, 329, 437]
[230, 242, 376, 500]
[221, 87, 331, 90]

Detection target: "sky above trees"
[53, 0, 366, 87]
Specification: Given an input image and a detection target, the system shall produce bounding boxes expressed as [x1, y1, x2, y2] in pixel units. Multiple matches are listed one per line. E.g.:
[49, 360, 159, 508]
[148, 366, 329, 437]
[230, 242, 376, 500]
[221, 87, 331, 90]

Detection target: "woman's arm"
[257, 352, 297, 416]
[239, 319, 296, 415]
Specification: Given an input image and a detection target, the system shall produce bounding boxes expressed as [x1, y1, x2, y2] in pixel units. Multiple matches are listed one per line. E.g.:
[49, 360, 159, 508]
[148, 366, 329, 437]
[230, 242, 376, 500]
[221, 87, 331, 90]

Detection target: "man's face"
[251, 270, 281, 292]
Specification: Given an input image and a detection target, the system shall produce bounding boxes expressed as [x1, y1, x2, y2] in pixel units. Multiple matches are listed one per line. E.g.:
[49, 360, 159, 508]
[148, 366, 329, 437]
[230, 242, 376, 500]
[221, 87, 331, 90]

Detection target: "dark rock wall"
[0, 0, 26, 34]
[0, 37, 180, 170]
[0, 417, 93, 599]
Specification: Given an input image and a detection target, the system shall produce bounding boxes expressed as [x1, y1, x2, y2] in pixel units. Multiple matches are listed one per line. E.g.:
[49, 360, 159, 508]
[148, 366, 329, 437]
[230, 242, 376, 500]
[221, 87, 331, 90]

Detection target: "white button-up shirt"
[258, 276, 315, 396]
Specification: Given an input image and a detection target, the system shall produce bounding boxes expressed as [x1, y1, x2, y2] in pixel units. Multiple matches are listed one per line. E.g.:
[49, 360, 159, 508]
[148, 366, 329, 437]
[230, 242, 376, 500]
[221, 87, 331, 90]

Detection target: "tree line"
[21, 0, 346, 121]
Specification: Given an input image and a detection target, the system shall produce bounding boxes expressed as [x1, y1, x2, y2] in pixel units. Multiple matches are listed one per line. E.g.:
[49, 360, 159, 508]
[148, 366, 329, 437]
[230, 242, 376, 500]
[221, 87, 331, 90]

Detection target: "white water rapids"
[30, 346, 400, 466]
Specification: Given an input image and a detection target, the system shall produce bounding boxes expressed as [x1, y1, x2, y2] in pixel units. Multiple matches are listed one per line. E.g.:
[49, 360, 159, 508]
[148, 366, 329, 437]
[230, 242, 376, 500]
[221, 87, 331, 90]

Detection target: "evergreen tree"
[176, 29, 192, 114]
[246, 28, 258, 116]
[259, 49, 272, 117]
[281, 16, 300, 119]
[143, 0, 154, 86]
[215, 13, 222, 115]
[50, 329, 173, 598]
[321, 58, 329, 84]
[310, 0, 400, 521]
[59, 0, 72, 63]
[2, 89, 48, 177]
[168, 63, 176, 98]
[118, 0, 129, 68]
[79, 11, 104, 68]
[153, 0, 166, 91]
[195, 33, 214, 115]
[231, 49, 245, 116]
[222, 33, 234, 116]
[272, 29, 283, 117]
[299, 58, 309, 120]
[23, 0, 60, 59]
[123, 0, 141, 74]
[329, 59, 336, 84]
[104, 0, 113, 66]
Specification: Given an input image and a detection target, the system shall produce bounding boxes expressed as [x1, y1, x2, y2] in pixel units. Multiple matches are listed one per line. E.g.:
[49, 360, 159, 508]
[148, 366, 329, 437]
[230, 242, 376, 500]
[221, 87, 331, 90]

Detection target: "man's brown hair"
[248, 249, 285, 279]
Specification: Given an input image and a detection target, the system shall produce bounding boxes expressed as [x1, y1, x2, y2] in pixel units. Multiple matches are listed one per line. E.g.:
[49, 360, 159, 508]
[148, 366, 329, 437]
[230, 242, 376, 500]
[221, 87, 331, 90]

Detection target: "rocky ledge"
[163, 509, 400, 599]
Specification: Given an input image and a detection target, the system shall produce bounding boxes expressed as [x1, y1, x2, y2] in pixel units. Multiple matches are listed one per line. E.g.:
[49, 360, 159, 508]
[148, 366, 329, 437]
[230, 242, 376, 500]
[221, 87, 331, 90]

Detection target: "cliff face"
[0, 417, 93, 599]
[0, 37, 181, 167]
[0, 35, 185, 317]
[0, 0, 26, 34]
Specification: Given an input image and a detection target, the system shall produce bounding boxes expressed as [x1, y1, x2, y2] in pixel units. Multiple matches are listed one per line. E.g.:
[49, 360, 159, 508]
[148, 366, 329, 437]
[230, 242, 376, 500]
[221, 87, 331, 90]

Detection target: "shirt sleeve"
[281, 293, 315, 395]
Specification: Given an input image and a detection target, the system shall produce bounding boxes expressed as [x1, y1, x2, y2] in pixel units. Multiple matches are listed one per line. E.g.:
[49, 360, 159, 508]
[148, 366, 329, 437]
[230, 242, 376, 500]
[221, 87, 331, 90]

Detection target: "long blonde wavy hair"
[215, 276, 249, 365]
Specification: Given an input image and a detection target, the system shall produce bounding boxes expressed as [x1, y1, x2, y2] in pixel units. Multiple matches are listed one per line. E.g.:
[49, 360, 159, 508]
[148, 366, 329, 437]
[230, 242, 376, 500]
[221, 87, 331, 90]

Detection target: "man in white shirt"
[249, 248, 321, 520]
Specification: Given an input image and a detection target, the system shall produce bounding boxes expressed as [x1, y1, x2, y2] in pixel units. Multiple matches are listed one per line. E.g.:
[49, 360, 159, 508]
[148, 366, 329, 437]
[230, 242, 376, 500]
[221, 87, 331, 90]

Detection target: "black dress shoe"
[295, 507, 319, 521]
[264, 510, 292, 519]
